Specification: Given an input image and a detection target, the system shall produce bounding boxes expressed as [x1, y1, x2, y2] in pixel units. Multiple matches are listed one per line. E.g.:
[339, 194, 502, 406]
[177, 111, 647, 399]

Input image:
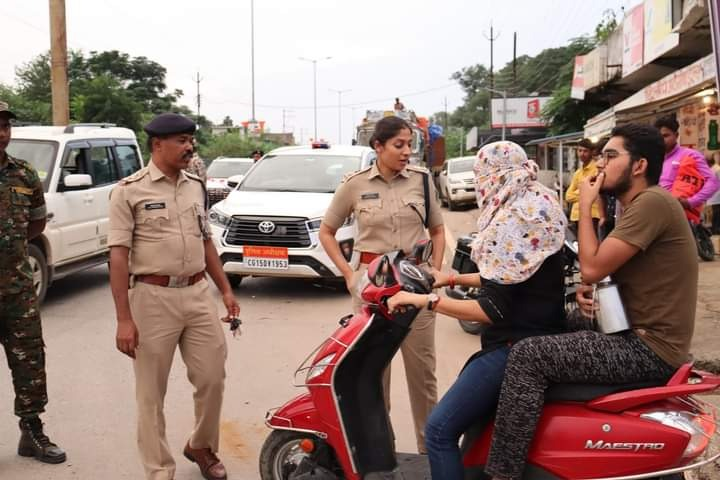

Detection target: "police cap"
[144, 113, 196, 137]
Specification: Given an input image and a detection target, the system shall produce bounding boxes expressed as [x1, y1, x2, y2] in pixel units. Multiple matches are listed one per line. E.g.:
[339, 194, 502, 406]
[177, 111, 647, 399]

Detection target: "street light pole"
[329, 88, 350, 144]
[250, 0, 256, 122]
[485, 86, 507, 141]
[299, 56, 332, 140]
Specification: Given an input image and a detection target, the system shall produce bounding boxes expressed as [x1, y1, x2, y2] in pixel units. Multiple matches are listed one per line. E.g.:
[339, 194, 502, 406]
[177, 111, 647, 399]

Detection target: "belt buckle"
[167, 276, 189, 288]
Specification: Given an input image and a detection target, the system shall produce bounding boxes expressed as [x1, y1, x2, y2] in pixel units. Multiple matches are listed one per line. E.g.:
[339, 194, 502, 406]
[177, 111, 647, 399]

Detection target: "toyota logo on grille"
[258, 221, 276, 234]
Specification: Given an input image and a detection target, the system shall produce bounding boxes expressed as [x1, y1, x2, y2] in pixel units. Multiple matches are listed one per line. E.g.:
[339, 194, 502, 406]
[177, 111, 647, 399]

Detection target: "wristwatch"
[427, 293, 440, 311]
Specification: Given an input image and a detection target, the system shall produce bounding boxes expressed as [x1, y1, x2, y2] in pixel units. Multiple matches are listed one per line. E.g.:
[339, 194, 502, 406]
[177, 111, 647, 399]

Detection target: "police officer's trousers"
[0, 288, 48, 418]
[129, 279, 227, 480]
[351, 264, 438, 454]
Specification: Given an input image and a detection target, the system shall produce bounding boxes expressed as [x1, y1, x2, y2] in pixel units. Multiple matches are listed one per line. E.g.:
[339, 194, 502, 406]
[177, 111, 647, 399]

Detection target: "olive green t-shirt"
[609, 186, 697, 367]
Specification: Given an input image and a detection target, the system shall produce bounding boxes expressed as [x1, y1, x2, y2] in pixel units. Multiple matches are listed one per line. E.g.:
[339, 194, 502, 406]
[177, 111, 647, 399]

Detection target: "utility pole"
[299, 56, 332, 140]
[443, 97, 449, 133]
[250, 0, 256, 121]
[282, 109, 295, 133]
[513, 32, 517, 89]
[194, 72, 202, 120]
[329, 88, 350, 144]
[483, 22, 500, 91]
[49, 0, 69, 125]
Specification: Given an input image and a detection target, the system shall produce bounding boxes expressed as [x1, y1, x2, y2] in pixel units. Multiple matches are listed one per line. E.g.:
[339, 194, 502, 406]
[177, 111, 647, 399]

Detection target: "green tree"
[199, 133, 281, 161]
[71, 75, 143, 132]
[10, 50, 185, 129]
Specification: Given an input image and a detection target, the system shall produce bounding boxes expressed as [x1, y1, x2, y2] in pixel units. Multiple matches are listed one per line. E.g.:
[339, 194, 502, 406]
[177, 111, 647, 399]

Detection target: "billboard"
[644, 0, 679, 63]
[490, 97, 551, 128]
[571, 56, 585, 100]
[623, 4, 644, 76]
[710, 0, 720, 95]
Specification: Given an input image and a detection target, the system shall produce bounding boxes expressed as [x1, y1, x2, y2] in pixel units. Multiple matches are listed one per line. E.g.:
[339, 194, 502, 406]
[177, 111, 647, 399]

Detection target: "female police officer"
[319, 116, 446, 453]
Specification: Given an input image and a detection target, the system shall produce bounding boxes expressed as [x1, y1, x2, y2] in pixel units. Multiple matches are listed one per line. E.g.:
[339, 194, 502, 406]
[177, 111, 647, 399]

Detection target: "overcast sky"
[1, 0, 639, 144]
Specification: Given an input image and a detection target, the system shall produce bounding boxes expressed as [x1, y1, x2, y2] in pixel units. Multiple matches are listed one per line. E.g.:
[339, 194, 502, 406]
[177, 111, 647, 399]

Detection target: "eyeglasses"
[600, 150, 630, 163]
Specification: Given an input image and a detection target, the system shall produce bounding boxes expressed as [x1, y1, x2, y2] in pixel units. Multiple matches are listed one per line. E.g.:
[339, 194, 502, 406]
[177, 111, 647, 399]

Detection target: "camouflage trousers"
[0, 287, 47, 418]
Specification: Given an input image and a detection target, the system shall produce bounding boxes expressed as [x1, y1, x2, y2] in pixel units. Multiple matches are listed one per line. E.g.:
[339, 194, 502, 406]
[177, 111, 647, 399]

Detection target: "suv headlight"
[208, 207, 232, 227]
[306, 215, 354, 232]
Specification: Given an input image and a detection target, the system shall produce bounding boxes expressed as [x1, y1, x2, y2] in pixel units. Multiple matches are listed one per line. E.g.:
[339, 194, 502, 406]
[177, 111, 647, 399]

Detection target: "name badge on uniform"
[144, 202, 166, 210]
[361, 192, 380, 200]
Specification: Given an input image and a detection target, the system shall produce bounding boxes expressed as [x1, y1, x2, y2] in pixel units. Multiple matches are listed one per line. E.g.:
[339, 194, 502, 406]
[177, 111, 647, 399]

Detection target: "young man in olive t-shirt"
[483, 123, 697, 480]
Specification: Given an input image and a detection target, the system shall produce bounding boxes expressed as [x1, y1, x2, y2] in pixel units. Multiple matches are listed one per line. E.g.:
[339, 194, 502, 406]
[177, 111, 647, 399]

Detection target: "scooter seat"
[545, 379, 665, 402]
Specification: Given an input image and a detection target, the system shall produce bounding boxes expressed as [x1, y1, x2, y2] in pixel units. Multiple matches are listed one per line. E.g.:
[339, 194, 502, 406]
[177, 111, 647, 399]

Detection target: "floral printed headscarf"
[470, 141, 566, 284]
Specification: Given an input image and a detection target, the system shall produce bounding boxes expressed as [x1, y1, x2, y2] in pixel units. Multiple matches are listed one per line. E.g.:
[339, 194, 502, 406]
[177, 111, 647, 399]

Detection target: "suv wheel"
[28, 244, 49, 304]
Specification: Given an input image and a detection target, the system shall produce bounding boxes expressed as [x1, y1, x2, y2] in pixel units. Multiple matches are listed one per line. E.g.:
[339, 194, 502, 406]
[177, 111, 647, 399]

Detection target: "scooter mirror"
[409, 239, 433, 265]
[369, 256, 396, 287]
[421, 241, 433, 264]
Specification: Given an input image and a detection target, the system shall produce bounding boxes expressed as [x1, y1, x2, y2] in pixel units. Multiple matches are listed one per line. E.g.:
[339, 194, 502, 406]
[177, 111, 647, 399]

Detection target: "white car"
[6, 124, 144, 302]
[208, 144, 376, 286]
[438, 155, 476, 210]
[206, 157, 254, 206]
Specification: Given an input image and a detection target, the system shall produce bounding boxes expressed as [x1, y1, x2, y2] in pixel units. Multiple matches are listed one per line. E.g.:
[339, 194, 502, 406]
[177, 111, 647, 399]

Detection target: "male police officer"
[0, 101, 66, 464]
[109, 113, 240, 480]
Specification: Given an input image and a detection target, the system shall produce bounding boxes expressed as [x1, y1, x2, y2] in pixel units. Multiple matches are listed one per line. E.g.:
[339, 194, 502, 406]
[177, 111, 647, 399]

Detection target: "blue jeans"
[425, 346, 510, 480]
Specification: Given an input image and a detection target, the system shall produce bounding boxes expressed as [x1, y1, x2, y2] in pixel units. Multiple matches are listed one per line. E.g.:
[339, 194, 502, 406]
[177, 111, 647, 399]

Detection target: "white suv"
[7, 124, 143, 302]
[208, 144, 376, 286]
[438, 155, 476, 210]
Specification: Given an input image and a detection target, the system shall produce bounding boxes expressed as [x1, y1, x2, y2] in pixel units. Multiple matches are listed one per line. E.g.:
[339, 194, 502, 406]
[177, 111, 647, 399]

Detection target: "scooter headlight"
[641, 410, 716, 459]
[306, 354, 335, 381]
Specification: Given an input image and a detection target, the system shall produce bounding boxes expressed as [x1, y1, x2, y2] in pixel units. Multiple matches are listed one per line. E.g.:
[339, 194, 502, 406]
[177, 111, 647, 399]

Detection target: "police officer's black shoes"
[18, 416, 67, 464]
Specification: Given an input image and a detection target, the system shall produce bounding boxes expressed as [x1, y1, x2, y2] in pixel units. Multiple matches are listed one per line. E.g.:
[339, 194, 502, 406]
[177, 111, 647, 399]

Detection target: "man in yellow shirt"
[565, 138, 605, 233]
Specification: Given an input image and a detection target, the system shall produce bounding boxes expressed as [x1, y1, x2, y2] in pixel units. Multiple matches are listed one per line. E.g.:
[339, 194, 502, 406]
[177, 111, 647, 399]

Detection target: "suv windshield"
[240, 154, 361, 193]
[207, 160, 252, 178]
[6, 140, 58, 192]
[449, 158, 475, 174]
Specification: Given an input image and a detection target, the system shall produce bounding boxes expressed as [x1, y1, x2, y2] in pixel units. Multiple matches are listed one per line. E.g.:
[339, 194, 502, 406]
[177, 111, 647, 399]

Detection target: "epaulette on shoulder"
[118, 167, 149, 186]
[341, 165, 372, 184]
[184, 170, 203, 183]
[406, 165, 430, 175]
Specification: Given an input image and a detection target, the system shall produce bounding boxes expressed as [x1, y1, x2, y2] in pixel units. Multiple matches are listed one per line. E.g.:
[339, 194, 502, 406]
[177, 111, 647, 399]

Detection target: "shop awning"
[525, 131, 584, 147]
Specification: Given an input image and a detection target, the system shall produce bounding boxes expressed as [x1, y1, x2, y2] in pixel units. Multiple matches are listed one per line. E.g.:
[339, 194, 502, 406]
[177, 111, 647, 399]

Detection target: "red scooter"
[260, 241, 720, 479]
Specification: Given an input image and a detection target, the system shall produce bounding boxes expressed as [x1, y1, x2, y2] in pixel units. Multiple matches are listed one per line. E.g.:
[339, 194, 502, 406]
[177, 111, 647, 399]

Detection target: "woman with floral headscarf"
[388, 141, 568, 479]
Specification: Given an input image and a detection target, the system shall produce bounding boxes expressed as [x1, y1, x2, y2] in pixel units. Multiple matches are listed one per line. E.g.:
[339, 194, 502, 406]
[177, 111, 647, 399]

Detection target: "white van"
[7, 124, 144, 302]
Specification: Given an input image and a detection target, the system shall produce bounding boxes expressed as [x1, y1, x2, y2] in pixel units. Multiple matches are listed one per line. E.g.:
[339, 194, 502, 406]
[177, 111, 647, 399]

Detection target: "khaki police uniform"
[323, 163, 442, 453]
[109, 161, 226, 480]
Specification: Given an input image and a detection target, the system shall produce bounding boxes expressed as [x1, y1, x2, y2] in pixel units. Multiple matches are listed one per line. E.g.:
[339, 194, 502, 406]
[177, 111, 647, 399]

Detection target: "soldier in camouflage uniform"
[0, 101, 66, 464]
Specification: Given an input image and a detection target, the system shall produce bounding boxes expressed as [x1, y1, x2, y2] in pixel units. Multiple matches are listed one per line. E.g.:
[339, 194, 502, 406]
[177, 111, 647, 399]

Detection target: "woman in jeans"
[388, 141, 568, 479]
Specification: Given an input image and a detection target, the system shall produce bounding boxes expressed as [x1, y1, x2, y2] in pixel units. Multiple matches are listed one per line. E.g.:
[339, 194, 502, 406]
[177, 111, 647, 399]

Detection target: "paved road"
[3, 204, 718, 479]
[0, 206, 483, 479]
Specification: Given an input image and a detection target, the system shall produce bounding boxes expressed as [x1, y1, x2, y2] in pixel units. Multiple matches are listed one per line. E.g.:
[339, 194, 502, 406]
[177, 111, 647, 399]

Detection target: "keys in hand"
[228, 316, 242, 338]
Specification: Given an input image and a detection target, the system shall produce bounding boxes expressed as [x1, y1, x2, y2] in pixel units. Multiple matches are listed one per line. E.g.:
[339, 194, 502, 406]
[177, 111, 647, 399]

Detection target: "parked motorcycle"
[260, 240, 720, 479]
[691, 221, 715, 262]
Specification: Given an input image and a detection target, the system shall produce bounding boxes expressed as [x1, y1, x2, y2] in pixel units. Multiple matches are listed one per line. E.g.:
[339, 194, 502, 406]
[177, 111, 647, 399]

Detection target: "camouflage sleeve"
[108, 185, 135, 248]
[28, 167, 47, 221]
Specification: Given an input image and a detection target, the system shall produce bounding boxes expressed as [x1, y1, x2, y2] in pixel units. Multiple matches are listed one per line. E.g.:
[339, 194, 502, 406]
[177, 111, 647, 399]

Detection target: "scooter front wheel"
[259, 430, 341, 480]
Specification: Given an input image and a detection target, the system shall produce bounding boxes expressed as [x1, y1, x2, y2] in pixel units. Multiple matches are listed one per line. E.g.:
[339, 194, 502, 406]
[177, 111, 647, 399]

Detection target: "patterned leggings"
[485, 330, 676, 479]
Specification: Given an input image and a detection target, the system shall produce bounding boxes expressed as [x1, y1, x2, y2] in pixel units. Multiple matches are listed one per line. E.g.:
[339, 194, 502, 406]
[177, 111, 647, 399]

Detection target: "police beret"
[143, 113, 196, 137]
